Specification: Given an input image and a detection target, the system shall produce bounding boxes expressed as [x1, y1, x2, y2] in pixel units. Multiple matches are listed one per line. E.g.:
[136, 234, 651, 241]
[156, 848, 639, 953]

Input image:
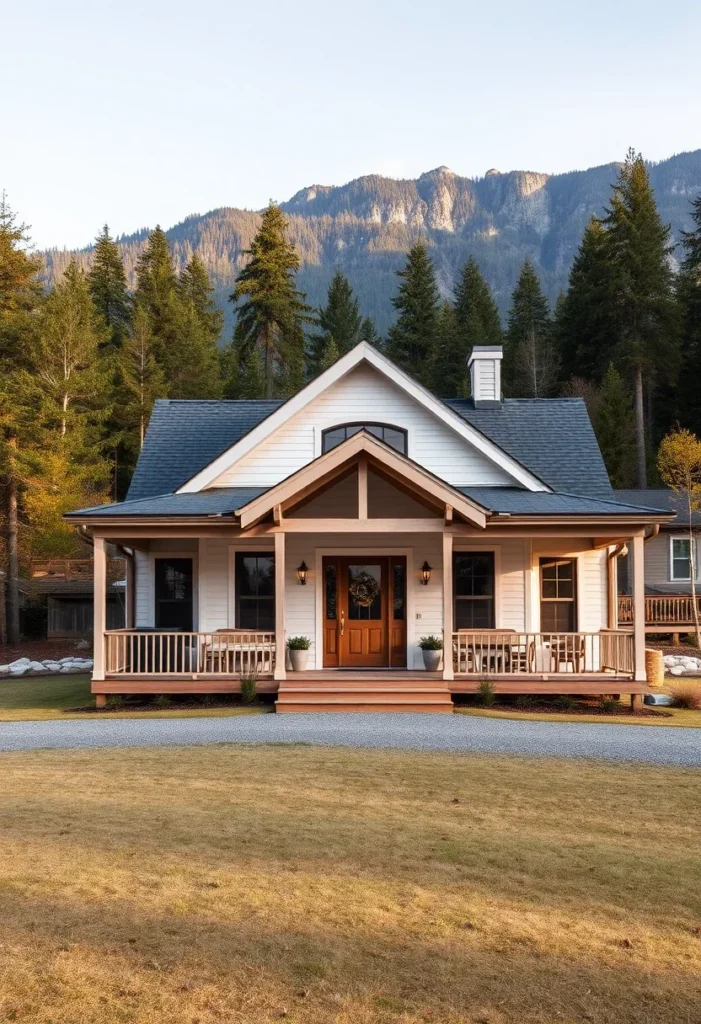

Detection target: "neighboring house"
[66, 343, 671, 711]
[614, 489, 701, 636]
[28, 559, 125, 638]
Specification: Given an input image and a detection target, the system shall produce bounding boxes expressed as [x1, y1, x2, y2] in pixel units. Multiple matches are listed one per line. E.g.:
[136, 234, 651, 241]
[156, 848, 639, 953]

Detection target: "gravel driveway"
[0, 713, 700, 766]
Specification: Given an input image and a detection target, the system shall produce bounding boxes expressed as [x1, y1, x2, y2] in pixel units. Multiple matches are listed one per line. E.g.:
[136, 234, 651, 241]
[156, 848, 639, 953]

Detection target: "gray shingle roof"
[70, 487, 267, 518]
[614, 489, 698, 526]
[126, 394, 613, 502]
[446, 398, 613, 499]
[127, 399, 282, 500]
[461, 488, 670, 516]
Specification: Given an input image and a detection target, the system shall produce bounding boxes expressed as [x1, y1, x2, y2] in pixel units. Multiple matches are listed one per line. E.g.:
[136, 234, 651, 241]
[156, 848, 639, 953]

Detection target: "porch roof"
[459, 488, 675, 518]
[66, 487, 266, 519]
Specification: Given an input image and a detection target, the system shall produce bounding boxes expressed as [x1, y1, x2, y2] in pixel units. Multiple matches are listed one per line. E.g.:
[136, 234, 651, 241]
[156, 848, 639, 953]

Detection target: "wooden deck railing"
[452, 630, 635, 677]
[618, 594, 701, 626]
[104, 630, 276, 677]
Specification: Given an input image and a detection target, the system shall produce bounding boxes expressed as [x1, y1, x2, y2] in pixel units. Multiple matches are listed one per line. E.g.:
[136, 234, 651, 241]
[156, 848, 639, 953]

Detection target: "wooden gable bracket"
[273, 504, 282, 526]
[444, 504, 454, 526]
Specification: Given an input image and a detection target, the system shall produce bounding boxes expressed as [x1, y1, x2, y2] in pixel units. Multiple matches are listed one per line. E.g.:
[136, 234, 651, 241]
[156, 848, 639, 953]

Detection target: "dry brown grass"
[1, 745, 700, 1024]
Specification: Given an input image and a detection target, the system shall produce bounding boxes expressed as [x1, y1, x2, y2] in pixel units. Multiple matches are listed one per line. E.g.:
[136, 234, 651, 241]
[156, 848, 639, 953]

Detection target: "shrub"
[106, 695, 125, 710]
[419, 635, 443, 651]
[600, 696, 619, 713]
[154, 695, 171, 709]
[287, 636, 312, 650]
[669, 686, 701, 710]
[515, 695, 535, 710]
[477, 679, 495, 707]
[554, 695, 578, 711]
[240, 675, 258, 705]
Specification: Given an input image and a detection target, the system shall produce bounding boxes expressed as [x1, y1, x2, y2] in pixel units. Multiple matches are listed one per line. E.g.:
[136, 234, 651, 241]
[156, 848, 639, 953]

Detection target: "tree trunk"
[0, 562, 6, 646]
[6, 453, 20, 645]
[633, 365, 647, 488]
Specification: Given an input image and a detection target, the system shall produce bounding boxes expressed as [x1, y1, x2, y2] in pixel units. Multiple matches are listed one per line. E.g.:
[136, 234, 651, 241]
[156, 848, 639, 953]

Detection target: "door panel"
[322, 556, 407, 668]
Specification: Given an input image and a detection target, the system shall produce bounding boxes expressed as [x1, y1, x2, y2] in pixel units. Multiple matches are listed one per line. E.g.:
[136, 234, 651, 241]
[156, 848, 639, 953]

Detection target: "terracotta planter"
[289, 648, 309, 671]
[422, 648, 442, 672]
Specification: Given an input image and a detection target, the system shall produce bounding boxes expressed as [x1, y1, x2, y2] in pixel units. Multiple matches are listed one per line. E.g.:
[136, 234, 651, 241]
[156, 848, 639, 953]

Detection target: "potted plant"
[419, 635, 443, 671]
[287, 636, 312, 671]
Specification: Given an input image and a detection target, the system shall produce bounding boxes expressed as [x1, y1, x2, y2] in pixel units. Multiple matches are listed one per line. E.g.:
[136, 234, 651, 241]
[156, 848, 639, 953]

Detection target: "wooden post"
[630, 693, 643, 712]
[632, 534, 646, 682]
[274, 531, 286, 680]
[125, 553, 135, 629]
[95, 693, 107, 708]
[607, 547, 618, 630]
[357, 456, 368, 520]
[93, 536, 107, 682]
[442, 532, 454, 681]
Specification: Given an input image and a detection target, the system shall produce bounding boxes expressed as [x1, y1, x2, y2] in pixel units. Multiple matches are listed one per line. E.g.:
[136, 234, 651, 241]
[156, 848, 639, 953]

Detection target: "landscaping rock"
[669, 665, 685, 676]
[0, 665, 10, 676]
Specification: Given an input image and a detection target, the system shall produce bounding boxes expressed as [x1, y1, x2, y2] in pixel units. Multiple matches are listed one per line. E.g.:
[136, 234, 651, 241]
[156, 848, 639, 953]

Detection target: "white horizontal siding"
[198, 539, 229, 632]
[209, 364, 514, 489]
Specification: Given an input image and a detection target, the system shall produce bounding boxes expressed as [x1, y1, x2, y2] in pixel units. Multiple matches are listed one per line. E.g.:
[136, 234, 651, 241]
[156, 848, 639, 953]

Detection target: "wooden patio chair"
[549, 635, 585, 673]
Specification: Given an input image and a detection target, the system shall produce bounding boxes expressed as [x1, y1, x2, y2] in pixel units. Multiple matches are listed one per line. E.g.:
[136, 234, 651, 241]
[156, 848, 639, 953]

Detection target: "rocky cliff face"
[45, 150, 701, 336]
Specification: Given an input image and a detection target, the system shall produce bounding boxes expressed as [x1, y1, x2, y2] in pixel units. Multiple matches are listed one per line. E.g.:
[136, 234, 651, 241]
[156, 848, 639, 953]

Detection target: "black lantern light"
[296, 560, 309, 585]
[420, 560, 432, 585]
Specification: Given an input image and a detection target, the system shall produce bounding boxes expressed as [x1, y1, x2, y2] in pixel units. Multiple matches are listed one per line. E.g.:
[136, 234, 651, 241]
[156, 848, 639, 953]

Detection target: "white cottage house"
[67, 343, 671, 711]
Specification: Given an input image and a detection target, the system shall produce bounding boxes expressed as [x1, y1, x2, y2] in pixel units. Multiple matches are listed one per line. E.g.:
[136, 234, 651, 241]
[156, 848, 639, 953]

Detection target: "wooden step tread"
[277, 704, 454, 713]
[278, 686, 451, 695]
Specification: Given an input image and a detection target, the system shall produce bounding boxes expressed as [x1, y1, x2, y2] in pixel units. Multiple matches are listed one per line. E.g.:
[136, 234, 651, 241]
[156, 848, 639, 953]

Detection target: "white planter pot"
[289, 649, 309, 671]
[422, 648, 442, 672]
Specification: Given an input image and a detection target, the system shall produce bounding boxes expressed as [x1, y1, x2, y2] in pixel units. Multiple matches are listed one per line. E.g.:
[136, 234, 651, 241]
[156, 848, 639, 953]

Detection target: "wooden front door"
[322, 556, 407, 668]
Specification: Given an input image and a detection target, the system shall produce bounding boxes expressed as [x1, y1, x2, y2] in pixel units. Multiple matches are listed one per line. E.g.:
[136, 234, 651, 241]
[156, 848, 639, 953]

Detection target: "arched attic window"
[321, 423, 407, 455]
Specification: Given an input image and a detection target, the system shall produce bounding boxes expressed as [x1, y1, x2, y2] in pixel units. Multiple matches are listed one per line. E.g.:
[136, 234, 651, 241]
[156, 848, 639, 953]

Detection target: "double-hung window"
[235, 552, 275, 630]
[671, 537, 696, 582]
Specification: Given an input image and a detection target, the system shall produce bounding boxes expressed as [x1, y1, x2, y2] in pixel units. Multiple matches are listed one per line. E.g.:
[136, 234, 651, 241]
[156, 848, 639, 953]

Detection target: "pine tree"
[360, 316, 382, 347]
[239, 346, 267, 399]
[677, 195, 701, 435]
[87, 225, 131, 350]
[19, 261, 111, 554]
[114, 304, 166, 459]
[593, 364, 636, 487]
[504, 260, 557, 397]
[601, 149, 680, 486]
[429, 302, 468, 397]
[230, 203, 312, 398]
[0, 194, 43, 642]
[307, 271, 362, 375]
[179, 253, 224, 346]
[319, 335, 340, 372]
[556, 217, 617, 381]
[133, 226, 183, 386]
[454, 256, 502, 360]
[386, 244, 440, 384]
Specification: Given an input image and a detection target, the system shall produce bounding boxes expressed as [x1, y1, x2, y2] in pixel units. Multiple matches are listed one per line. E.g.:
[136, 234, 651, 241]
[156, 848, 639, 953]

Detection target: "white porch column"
[93, 536, 106, 681]
[442, 532, 454, 680]
[125, 552, 135, 629]
[632, 533, 646, 682]
[274, 531, 287, 680]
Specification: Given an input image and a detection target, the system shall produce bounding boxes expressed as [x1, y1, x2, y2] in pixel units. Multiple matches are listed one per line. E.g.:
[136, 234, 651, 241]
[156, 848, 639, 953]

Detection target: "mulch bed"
[453, 695, 671, 718]
[0, 639, 93, 663]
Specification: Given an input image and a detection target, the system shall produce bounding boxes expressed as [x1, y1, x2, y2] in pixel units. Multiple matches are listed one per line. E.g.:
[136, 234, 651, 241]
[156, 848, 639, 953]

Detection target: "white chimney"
[468, 346, 503, 406]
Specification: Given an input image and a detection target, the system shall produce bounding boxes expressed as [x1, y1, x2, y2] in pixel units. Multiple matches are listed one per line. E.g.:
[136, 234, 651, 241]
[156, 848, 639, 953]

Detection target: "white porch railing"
[452, 630, 635, 677]
[104, 630, 276, 677]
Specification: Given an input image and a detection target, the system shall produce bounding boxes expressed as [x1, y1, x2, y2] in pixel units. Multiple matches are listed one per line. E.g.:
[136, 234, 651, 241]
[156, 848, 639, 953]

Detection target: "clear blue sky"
[5, 0, 701, 249]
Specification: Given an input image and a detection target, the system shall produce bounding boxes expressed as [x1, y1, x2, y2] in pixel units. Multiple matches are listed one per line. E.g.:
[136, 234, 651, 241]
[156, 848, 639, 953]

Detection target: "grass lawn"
[1, 746, 700, 1024]
[0, 674, 266, 721]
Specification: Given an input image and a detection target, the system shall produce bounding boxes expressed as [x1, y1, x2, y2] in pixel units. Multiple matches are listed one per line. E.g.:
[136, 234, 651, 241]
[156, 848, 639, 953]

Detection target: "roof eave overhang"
[487, 513, 675, 527]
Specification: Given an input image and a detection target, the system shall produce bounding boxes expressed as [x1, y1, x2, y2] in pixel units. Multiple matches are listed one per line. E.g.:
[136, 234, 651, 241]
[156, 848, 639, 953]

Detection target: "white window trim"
[669, 534, 699, 583]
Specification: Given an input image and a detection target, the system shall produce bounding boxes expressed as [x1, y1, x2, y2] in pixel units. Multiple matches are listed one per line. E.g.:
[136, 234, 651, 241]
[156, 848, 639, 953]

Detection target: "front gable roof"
[234, 430, 489, 529]
[176, 343, 549, 494]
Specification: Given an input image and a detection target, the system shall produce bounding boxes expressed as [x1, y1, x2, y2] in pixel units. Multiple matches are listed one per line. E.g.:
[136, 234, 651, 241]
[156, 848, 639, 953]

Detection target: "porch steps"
[275, 678, 454, 713]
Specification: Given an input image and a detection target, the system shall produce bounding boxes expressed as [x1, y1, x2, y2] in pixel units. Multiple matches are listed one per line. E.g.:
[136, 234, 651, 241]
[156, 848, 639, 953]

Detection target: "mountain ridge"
[44, 150, 701, 335]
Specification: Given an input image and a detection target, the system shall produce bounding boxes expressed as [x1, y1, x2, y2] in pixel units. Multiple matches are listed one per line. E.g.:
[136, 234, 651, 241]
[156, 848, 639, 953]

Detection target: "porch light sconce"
[296, 561, 309, 585]
[420, 561, 432, 586]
